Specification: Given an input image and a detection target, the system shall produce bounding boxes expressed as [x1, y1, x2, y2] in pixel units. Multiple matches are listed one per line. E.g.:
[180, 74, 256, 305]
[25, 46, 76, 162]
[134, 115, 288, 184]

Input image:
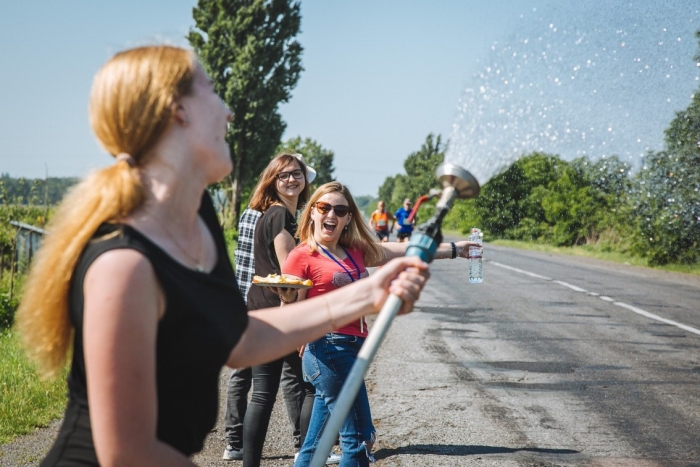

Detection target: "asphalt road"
[366, 243, 700, 466]
[3, 244, 699, 466]
[193, 244, 700, 466]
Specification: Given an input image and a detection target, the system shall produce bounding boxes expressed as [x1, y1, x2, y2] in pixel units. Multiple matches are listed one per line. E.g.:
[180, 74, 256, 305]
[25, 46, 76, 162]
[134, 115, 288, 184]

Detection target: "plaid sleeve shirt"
[234, 208, 262, 304]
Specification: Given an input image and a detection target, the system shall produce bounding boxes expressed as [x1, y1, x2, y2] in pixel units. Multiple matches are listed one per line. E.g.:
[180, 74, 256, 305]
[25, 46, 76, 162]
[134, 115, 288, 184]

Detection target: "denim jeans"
[224, 360, 308, 452]
[294, 333, 375, 467]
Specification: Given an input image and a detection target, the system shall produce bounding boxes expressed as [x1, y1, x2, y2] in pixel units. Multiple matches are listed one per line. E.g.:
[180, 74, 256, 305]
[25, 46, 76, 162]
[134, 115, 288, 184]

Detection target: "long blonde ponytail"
[14, 46, 196, 379]
[15, 163, 142, 378]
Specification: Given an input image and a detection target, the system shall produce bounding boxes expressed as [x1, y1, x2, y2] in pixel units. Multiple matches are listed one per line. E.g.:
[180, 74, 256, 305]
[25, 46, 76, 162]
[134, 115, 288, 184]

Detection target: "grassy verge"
[488, 238, 700, 276]
[0, 226, 238, 446]
[0, 329, 67, 445]
[443, 229, 700, 276]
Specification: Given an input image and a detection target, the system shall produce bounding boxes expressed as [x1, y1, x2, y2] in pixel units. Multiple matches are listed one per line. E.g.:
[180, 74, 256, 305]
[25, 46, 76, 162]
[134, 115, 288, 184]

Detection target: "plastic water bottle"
[468, 228, 483, 283]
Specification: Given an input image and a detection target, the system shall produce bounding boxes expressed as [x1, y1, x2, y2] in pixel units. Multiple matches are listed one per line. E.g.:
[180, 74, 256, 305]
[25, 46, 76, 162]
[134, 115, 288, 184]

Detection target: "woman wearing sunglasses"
[282, 182, 476, 467]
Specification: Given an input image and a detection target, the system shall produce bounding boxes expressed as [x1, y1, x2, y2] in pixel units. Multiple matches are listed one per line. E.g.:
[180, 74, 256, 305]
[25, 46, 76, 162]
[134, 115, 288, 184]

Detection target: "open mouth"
[322, 221, 338, 234]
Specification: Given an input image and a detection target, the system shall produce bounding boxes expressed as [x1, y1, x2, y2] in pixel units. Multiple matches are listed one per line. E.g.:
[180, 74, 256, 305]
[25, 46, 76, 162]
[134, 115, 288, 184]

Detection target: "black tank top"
[42, 194, 248, 466]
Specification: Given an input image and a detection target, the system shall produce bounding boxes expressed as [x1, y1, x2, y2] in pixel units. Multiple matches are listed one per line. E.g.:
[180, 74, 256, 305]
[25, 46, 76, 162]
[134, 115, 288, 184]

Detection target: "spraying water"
[446, 0, 700, 185]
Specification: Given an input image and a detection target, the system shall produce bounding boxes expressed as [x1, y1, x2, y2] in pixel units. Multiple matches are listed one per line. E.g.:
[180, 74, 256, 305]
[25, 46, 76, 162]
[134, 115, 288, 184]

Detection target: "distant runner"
[368, 200, 394, 242]
[394, 198, 416, 242]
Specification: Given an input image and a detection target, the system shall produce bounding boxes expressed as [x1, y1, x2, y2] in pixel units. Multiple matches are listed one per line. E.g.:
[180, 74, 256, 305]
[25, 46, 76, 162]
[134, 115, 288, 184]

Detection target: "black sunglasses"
[314, 202, 350, 218]
[277, 169, 304, 181]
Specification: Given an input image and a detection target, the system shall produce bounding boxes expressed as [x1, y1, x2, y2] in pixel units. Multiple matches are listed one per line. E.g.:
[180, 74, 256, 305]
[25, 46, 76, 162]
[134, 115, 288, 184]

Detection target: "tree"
[376, 175, 396, 209]
[400, 134, 445, 204]
[473, 152, 562, 239]
[629, 30, 700, 264]
[0, 174, 79, 206]
[354, 195, 376, 218]
[664, 30, 700, 158]
[631, 149, 700, 264]
[540, 160, 602, 245]
[278, 136, 336, 186]
[577, 156, 634, 247]
[377, 134, 445, 211]
[188, 0, 303, 225]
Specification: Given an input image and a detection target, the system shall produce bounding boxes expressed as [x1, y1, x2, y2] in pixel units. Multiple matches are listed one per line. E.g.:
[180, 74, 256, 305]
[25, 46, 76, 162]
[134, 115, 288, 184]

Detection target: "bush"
[0, 292, 18, 329]
[629, 150, 700, 265]
[443, 198, 480, 236]
[222, 226, 238, 263]
[442, 152, 635, 254]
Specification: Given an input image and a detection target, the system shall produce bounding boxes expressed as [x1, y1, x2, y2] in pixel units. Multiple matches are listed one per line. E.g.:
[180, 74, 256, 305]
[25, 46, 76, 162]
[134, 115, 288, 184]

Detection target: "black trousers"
[242, 351, 315, 466]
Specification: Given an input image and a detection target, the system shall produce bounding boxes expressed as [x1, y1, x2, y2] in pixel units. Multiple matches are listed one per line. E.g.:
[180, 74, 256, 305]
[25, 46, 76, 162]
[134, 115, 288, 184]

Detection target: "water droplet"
[444, 2, 700, 184]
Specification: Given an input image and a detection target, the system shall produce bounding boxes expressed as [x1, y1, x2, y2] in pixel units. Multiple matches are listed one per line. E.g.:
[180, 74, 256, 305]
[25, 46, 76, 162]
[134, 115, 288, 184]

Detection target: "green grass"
[0, 329, 67, 444]
[443, 229, 700, 276]
[0, 224, 239, 447]
[488, 238, 700, 276]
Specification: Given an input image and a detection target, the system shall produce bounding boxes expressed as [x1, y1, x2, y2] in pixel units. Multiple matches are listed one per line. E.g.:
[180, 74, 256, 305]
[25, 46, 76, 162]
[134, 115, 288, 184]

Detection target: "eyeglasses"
[314, 202, 350, 218]
[277, 169, 304, 181]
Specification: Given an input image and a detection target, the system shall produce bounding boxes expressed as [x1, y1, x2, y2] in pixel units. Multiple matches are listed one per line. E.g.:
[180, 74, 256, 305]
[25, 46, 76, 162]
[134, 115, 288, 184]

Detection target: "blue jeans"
[294, 333, 375, 467]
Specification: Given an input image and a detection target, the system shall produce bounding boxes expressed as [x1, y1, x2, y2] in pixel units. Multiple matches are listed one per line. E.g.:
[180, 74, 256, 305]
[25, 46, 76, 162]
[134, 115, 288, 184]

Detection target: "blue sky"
[0, 0, 549, 196]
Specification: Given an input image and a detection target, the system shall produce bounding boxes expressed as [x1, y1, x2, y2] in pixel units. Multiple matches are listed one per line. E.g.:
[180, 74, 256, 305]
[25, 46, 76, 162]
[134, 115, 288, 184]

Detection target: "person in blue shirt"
[394, 198, 416, 242]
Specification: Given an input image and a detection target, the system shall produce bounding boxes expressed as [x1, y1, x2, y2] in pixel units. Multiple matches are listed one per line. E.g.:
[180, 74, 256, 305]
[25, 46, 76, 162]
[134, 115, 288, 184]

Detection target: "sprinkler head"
[435, 163, 480, 199]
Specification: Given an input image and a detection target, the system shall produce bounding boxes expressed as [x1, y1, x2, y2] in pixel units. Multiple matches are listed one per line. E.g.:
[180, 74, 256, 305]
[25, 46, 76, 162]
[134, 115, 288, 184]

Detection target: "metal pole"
[9, 234, 17, 301]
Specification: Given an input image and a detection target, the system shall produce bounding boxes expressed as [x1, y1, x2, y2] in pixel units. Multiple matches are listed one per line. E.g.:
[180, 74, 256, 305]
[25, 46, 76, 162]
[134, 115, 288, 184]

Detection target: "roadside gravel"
[0, 307, 518, 467]
[1, 293, 520, 467]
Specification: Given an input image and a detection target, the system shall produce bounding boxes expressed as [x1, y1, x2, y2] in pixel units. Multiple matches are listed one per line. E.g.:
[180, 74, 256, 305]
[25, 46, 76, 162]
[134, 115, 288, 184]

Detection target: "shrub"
[0, 292, 18, 329]
[629, 150, 700, 265]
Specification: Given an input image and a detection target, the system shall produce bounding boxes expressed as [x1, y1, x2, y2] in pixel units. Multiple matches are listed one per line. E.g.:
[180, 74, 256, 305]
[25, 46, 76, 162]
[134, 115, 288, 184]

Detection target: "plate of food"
[252, 274, 313, 289]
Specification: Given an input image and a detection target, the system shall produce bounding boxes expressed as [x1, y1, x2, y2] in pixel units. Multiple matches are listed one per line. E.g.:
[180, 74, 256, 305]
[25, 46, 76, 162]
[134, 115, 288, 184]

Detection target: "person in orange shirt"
[368, 200, 395, 242]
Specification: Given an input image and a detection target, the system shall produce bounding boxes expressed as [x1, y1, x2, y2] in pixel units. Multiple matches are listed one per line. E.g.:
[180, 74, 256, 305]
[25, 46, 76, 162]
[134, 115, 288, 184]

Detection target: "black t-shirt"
[246, 205, 298, 311]
[42, 193, 248, 466]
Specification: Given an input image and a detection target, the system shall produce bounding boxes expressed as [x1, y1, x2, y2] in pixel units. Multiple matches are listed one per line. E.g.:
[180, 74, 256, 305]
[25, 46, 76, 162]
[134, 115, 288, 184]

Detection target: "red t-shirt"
[282, 244, 370, 337]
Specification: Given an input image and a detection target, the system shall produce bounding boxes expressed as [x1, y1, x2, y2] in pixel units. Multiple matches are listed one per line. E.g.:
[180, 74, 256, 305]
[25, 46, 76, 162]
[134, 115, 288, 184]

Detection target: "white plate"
[252, 282, 312, 289]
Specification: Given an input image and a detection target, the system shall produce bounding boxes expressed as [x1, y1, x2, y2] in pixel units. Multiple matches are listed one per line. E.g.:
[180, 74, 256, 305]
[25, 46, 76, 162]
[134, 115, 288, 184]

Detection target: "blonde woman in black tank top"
[15, 46, 430, 467]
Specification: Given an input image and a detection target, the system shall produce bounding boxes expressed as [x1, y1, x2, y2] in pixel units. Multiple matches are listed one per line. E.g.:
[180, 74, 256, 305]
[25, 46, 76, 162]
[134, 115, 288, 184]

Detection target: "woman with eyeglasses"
[282, 182, 477, 467]
[242, 153, 341, 466]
